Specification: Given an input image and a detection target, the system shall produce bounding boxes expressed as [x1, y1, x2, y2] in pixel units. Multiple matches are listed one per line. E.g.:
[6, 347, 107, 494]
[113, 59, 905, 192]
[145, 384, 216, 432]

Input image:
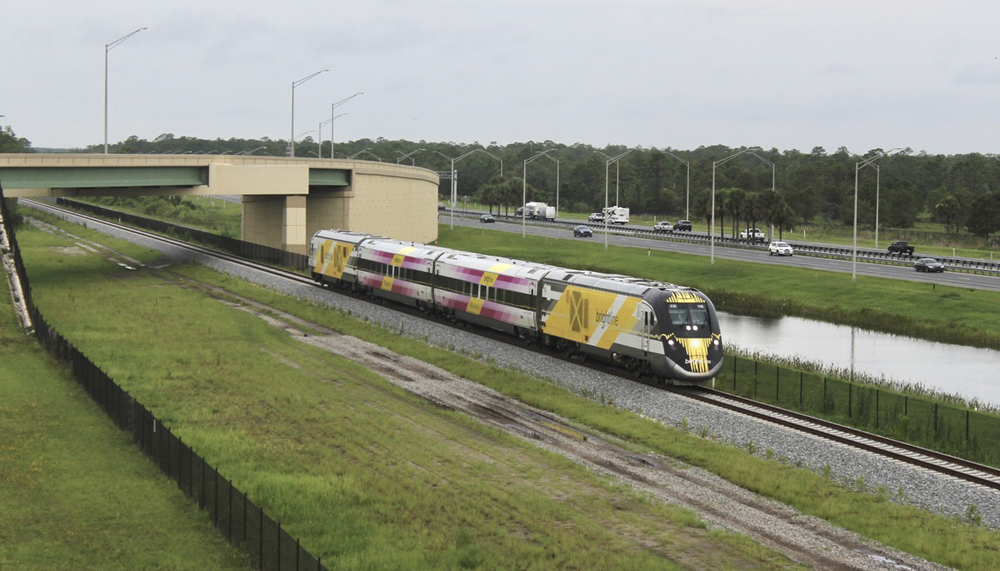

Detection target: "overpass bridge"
[0, 154, 440, 253]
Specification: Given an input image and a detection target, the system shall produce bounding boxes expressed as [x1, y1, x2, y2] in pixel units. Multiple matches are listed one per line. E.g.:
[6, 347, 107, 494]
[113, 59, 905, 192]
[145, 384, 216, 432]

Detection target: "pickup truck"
[739, 228, 767, 243]
[887, 241, 915, 257]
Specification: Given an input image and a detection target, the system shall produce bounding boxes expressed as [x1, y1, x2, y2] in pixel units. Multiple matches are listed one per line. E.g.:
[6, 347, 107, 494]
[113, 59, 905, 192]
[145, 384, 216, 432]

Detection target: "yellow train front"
[539, 270, 723, 384]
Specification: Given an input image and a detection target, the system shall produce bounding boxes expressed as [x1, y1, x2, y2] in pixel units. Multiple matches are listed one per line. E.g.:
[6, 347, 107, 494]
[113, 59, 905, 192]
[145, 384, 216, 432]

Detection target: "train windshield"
[666, 303, 709, 327]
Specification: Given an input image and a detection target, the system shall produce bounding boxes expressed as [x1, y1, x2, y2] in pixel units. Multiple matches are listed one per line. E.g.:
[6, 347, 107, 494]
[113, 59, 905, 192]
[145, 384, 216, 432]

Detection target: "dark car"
[653, 221, 673, 233]
[673, 220, 692, 231]
[573, 225, 593, 237]
[479, 214, 495, 223]
[914, 257, 945, 272]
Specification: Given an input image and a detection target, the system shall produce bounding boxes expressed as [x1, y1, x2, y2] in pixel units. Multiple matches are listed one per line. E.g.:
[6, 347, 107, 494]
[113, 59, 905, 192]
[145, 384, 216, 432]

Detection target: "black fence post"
[823, 377, 827, 414]
[934, 403, 938, 438]
[753, 359, 758, 399]
[775, 367, 779, 403]
[848, 383, 852, 418]
[799, 371, 803, 407]
[967, 410, 970, 442]
[876, 389, 879, 430]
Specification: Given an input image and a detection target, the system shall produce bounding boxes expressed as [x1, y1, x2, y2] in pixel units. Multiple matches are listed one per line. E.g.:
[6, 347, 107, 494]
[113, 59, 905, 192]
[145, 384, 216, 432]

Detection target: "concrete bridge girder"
[0, 154, 440, 251]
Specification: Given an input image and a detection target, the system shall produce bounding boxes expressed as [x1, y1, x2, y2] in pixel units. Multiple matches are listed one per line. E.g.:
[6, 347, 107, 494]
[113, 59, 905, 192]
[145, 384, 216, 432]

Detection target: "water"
[717, 313, 1000, 408]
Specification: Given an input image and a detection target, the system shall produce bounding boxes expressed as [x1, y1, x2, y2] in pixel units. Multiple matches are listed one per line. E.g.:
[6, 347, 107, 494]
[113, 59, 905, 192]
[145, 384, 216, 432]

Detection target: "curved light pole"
[238, 146, 267, 156]
[662, 150, 691, 220]
[750, 151, 777, 236]
[523, 149, 555, 237]
[396, 148, 426, 164]
[289, 69, 328, 157]
[601, 149, 637, 249]
[348, 147, 379, 160]
[711, 147, 761, 264]
[860, 163, 882, 248]
[318, 113, 347, 159]
[331, 92, 363, 160]
[104, 27, 148, 154]
[539, 154, 560, 217]
[434, 148, 502, 230]
[853, 148, 902, 281]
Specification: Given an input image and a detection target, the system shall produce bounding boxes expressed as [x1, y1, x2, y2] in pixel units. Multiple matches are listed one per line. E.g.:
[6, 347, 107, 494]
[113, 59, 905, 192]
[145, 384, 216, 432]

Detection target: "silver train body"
[308, 230, 723, 384]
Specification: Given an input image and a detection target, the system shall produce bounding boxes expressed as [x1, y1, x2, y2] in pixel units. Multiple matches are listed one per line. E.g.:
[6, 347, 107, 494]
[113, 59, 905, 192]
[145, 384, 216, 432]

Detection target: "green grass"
[15, 221, 801, 570]
[14, 215, 1000, 570]
[0, 283, 249, 570]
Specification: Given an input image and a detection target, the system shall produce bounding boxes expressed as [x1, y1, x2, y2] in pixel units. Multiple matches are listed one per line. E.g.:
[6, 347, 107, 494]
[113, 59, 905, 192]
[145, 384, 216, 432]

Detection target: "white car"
[768, 241, 794, 256]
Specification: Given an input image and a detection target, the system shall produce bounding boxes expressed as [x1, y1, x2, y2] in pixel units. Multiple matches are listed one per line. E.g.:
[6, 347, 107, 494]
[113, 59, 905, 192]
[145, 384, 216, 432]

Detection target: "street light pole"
[396, 148, 426, 164]
[853, 148, 901, 281]
[522, 149, 555, 237]
[663, 150, 691, 220]
[330, 92, 363, 160]
[290, 69, 328, 157]
[711, 147, 760, 264]
[434, 148, 501, 230]
[600, 149, 637, 250]
[104, 27, 148, 154]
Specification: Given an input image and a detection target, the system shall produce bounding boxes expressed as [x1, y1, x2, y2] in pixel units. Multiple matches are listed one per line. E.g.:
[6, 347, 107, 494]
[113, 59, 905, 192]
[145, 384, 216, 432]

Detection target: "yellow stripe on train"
[543, 286, 640, 350]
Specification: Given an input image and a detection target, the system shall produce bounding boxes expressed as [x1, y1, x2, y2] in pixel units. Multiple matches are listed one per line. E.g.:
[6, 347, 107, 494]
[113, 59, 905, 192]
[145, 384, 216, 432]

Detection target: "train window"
[690, 306, 708, 326]
[667, 303, 708, 326]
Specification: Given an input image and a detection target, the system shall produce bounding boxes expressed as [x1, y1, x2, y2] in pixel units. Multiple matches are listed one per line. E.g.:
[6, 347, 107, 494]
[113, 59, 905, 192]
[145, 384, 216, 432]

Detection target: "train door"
[639, 305, 652, 355]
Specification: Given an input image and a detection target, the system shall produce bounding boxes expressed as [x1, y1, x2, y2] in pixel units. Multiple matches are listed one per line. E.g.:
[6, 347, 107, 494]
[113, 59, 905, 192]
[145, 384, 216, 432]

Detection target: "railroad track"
[680, 388, 1000, 492]
[25, 198, 1000, 496]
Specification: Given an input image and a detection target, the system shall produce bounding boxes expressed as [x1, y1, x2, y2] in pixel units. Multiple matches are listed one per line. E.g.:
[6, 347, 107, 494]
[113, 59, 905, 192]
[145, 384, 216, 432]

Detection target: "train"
[308, 229, 723, 384]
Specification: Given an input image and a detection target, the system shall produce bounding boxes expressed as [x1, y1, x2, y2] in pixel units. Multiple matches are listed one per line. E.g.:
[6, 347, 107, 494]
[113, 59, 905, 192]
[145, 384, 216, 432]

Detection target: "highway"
[444, 213, 1000, 292]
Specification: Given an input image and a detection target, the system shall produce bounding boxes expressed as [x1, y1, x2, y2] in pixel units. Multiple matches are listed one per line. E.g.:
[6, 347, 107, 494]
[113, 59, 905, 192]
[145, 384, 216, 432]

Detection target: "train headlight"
[667, 339, 675, 346]
[713, 339, 720, 346]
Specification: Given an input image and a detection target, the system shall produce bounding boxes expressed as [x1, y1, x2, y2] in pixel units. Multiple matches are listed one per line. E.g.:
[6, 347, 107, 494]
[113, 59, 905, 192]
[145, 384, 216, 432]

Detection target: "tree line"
[5, 127, 1000, 242]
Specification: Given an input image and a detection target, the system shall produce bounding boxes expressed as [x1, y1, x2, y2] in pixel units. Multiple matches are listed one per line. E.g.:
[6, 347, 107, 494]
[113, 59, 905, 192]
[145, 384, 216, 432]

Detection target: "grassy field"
[0, 280, 250, 569]
[11, 212, 1000, 569]
[14, 218, 802, 570]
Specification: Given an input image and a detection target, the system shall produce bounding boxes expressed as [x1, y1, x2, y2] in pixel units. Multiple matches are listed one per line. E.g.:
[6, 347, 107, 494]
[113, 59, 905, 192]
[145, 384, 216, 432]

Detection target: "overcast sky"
[3, 0, 999, 155]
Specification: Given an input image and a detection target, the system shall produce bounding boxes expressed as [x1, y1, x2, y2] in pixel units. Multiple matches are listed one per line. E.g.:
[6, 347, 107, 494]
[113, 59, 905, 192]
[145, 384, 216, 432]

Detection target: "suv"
[768, 241, 793, 256]
[652, 221, 673, 233]
[588, 212, 605, 222]
[739, 228, 767, 243]
[673, 220, 692, 231]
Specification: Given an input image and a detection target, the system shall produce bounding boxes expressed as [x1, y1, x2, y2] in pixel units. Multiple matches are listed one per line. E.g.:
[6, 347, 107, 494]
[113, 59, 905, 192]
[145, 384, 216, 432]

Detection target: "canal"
[718, 313, 1000, 408]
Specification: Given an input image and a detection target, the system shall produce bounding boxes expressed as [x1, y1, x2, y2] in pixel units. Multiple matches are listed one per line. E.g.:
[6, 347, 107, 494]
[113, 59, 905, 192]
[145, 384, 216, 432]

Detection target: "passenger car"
[479, 214, 495, 223]
[438, 203, 446, 211]
[914, 257, 944, 272]
[768, 241, 793, 256]
[653, 221, 673, 233]
[588, 212, 604, 222]
[573, 225, 593, 237]
[673, 220, 692, 231]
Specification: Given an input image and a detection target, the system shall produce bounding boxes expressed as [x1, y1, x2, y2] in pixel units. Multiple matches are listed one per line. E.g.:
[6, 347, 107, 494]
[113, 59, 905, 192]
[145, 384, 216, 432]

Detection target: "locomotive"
[308, 229, 723, 384]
